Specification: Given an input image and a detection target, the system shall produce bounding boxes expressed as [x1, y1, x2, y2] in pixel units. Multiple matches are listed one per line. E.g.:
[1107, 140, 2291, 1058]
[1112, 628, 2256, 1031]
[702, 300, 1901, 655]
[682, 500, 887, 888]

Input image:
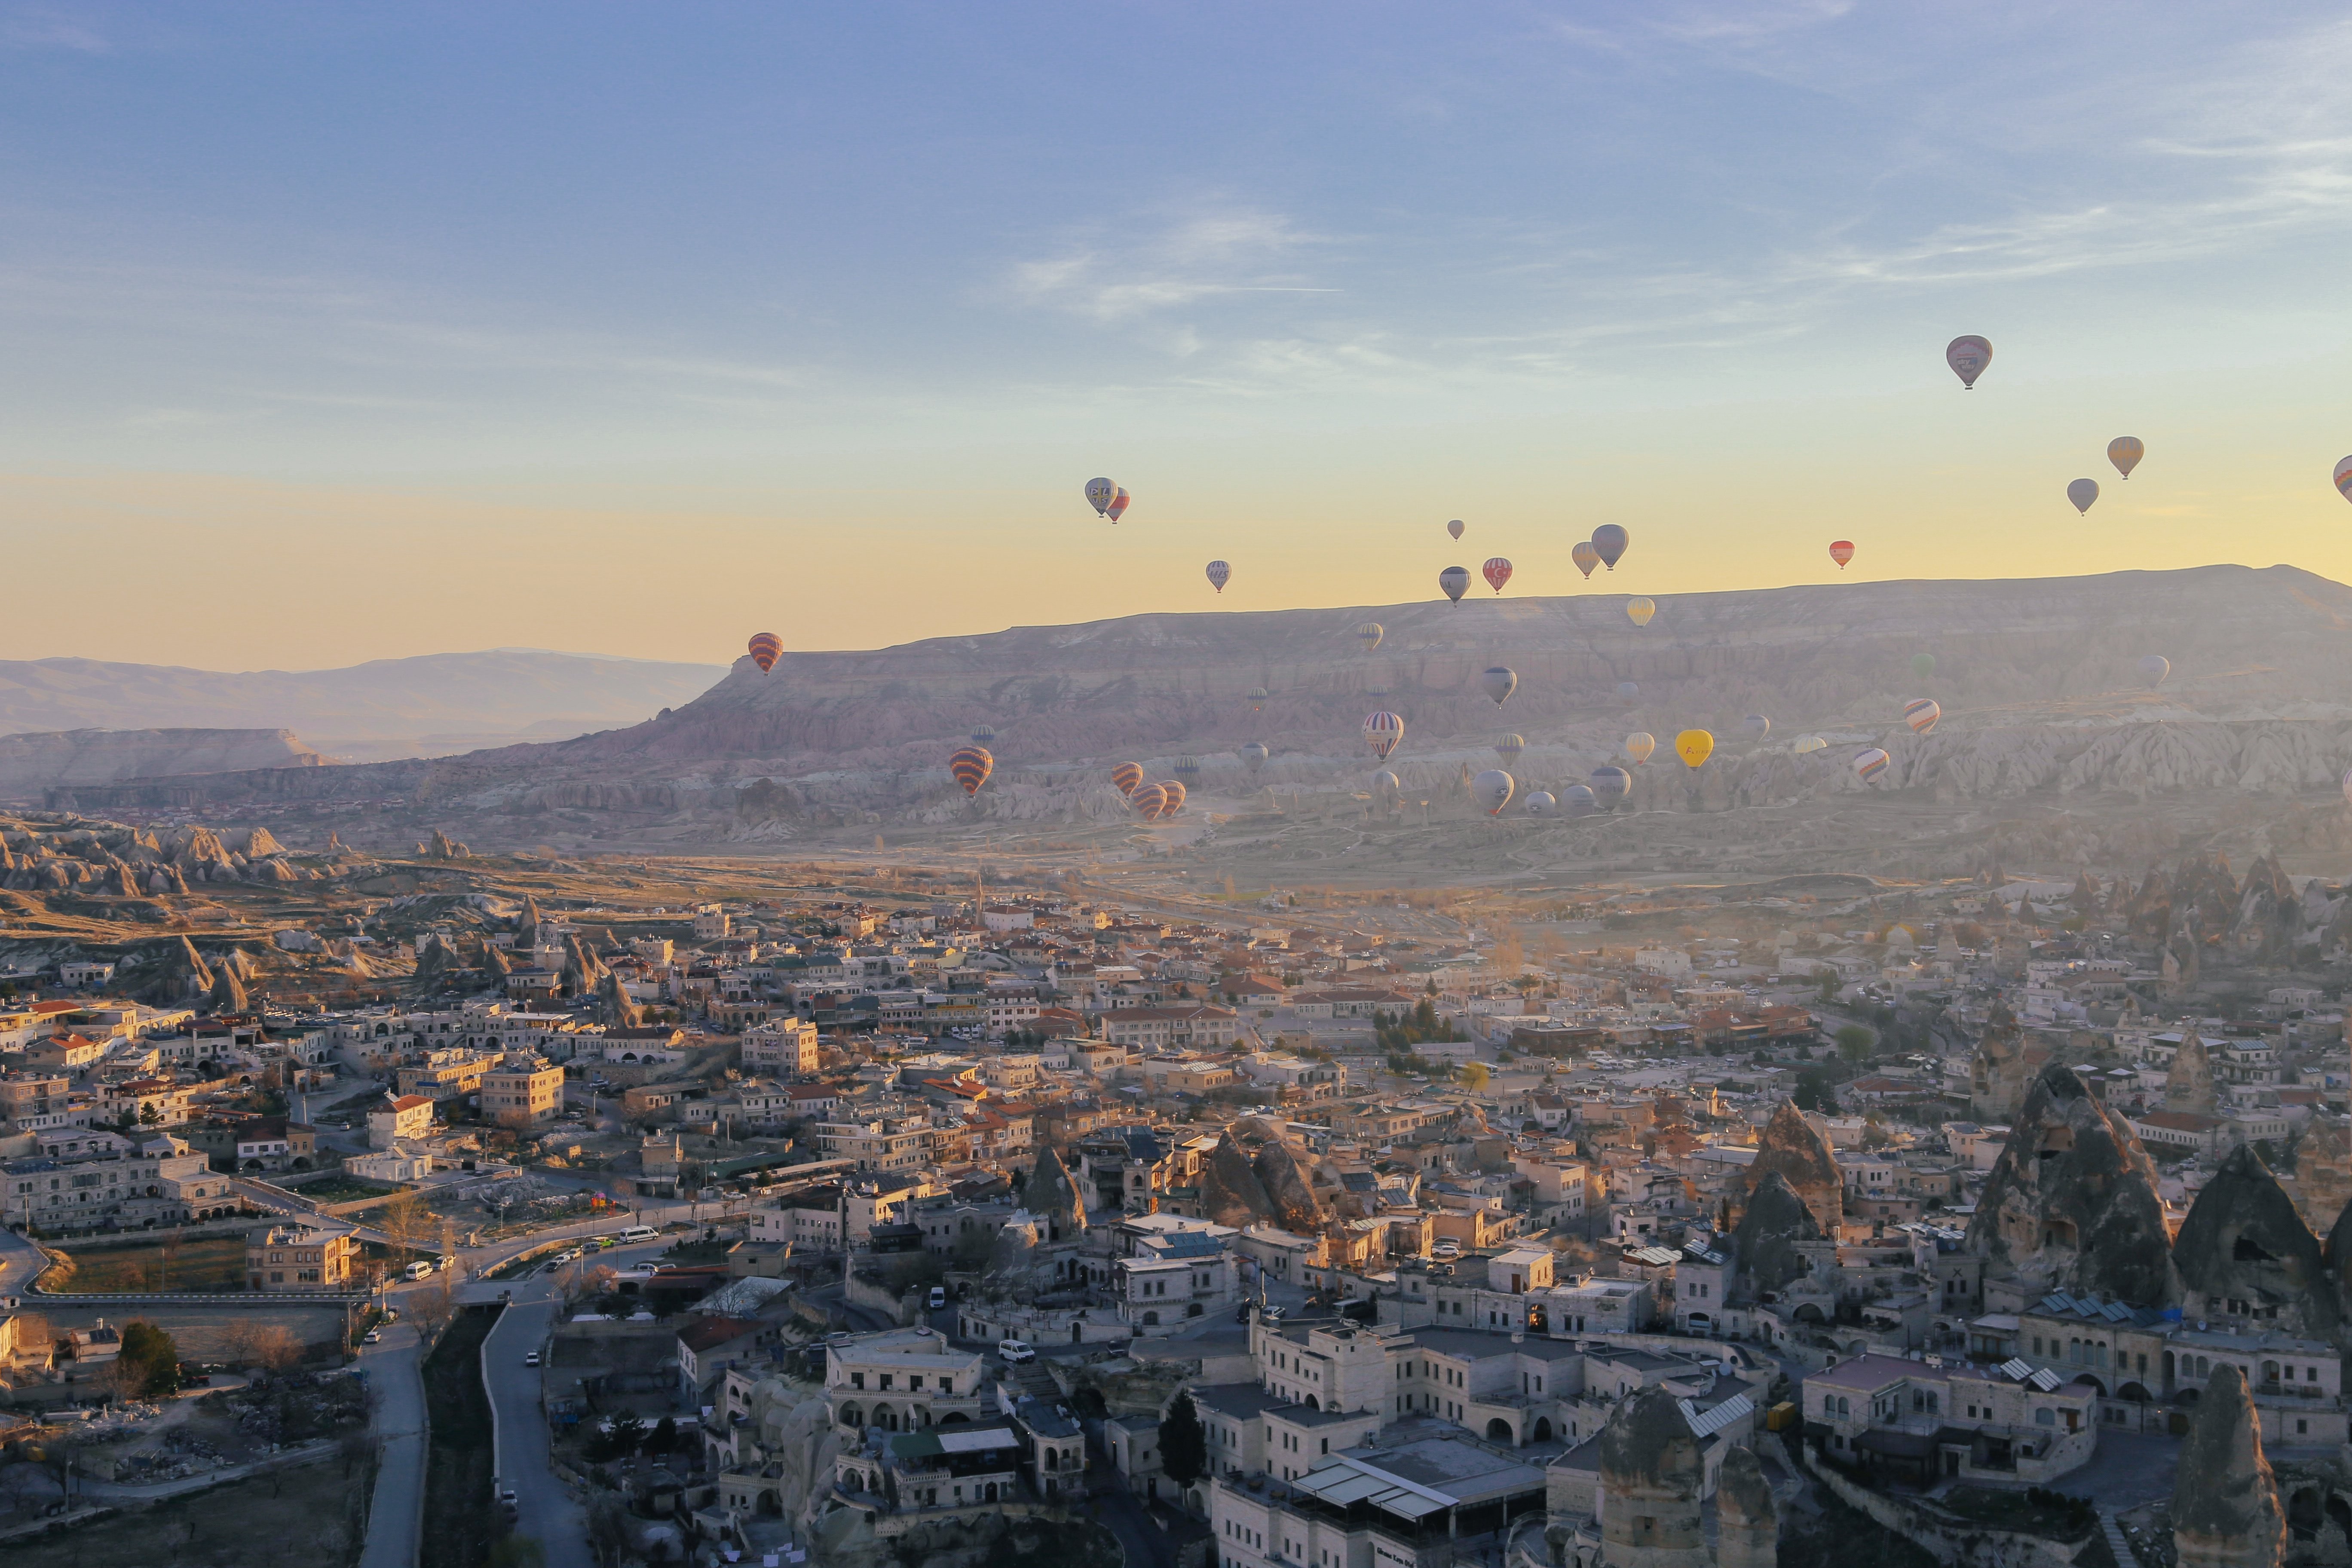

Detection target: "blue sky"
[2, 3, 2349, 665]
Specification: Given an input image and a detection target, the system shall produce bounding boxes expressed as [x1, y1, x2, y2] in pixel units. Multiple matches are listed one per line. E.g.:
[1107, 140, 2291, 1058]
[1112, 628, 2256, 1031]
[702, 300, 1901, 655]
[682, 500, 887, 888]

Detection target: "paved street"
[484, 1278, 594, 1568]
[357, 1321, 428, 1568]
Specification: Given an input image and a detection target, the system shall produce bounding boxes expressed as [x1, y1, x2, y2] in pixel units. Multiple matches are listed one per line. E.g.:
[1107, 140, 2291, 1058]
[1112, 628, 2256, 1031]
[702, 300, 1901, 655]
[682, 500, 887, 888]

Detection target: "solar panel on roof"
[1997, 1357, 2035, 1381]
[2029, 1368, 2063, 1393]
[1371, 1487, 1446, 1521]
[1678, 1392, 1754, 1439]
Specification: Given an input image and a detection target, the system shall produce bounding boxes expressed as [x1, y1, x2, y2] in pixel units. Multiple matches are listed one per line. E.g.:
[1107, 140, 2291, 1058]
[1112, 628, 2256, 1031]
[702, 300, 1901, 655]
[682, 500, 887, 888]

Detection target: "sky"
[2, 1, 2350, 669]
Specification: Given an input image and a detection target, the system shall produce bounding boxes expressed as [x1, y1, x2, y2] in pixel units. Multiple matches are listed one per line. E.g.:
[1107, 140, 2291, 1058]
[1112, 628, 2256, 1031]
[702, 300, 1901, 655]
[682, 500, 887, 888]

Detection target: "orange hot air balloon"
[948, 746, 993, 797]
[1159, 780, 1188, 815]
[1482, 557, 1513, 594]
[1828, 541, 1855, 570]
[747, 633, 783, 673]
[1130, 783, 1169, 821]
[1111, 762, 1145, 797]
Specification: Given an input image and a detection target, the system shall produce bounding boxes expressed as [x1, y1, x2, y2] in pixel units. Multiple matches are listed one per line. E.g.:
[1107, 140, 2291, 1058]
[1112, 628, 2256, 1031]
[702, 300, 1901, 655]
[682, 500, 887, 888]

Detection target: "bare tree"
[408, 1272, 454, 1345]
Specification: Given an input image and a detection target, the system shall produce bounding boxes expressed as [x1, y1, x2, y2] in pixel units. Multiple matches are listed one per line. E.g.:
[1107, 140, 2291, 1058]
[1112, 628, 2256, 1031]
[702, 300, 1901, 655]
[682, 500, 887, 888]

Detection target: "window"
[2035, 1408, 2055, 1427]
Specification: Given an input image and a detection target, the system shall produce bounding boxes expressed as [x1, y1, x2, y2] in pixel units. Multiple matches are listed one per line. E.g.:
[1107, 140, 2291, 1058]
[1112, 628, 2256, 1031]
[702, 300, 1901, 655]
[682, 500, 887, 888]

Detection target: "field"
[2, 1453, 370, 1568]
[29, 1302, 349, 1364]
[47, 1235, 249, 1292]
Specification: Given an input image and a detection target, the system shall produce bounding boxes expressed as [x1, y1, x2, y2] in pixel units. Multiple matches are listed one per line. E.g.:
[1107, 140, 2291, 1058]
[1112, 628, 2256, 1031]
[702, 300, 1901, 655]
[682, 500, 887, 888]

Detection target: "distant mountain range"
[0, 649, 728, 763]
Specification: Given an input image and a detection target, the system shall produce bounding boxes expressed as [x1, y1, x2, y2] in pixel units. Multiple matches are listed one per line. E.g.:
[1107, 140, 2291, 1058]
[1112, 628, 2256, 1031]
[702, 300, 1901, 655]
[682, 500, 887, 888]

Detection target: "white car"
[997, 1339, 1036, 1364]
[524, 1351, 541, 1368]
[1431, 1242, 1461, 1260]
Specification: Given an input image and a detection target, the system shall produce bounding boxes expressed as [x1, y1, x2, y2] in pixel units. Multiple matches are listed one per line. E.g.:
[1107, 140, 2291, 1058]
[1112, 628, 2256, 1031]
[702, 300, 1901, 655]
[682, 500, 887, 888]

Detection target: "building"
[1210, 1433, 1548, 1568]
[245, 1223, 358, 1291]
[824, 1326, 987, 1437]
[369, 1094, 437, 1148]
[741, 1018, 821, 1073]
[481, 1057, 565, 1129]
[4, 1132, 235, 1232]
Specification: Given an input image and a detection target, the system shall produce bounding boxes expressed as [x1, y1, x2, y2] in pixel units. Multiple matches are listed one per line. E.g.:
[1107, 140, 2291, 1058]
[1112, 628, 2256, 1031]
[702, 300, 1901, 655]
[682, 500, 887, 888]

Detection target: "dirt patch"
[0, 1452, 371, 1568]
[48, 1236, 249, 1292]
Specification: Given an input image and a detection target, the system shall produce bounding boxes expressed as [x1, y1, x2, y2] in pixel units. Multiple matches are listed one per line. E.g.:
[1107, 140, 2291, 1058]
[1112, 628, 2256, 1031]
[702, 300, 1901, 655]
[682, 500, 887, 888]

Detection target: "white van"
[616, 1225, 658, 1244]
[403, 1260, 435, 1281]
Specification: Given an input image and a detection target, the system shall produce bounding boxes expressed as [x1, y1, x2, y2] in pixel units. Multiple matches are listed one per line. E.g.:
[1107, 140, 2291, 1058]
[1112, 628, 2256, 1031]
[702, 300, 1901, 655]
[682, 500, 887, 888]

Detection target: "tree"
[1158, 1391, 1207, 1487]
[1834, 1025, 1874, 1066]
[650, 1415, 678, 1454]
[1458, 1063, 1491, 1093]
[116, 1319, 181, 1398]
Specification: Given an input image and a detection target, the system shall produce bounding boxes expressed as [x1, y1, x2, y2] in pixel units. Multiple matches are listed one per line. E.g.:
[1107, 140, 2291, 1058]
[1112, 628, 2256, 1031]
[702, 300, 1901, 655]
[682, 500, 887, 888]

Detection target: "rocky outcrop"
[1598, 1384, 1706, 1568]
[1199, 1132, 1277, 1230]
[2172, 1365, 2285, 1567]
[1020, 1148, 1087, 1242]
[1713, 1443, 1779, 1568]
[595, 969, 641, 1028]
[1251, 1139, 1327, 1233]
[1731, 1172, 1824, 1297]
[2174, 1145, 2337, 1340]
[1965, 1065, 2178, 1309]
[1730, 1101, 1842, 1233]
[2167, 1031, 2223, 1116]
[206, 965, 247, 1014]
[1970, 999, 2034, 1124]
[2288, 1117, 2352, 1234]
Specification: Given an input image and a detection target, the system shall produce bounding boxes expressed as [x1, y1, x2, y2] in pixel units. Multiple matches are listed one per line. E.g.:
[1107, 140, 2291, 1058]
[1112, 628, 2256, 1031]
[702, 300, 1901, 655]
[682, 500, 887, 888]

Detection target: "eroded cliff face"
[2172, 1365, 2287, 1568]
[2173, 1145, 2338, 1341]
[0, 726, 327, 798]
[1731, 1172, 1824, 1298]
[1965, 1065, 2179, 1308]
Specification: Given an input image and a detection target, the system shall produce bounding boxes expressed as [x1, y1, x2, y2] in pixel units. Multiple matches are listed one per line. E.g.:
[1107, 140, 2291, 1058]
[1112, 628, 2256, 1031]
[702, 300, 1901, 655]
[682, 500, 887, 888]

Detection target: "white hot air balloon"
[1524, 790, 1557, 818]
[1472, 769, 1514, 816]
[2138, 655, 2170, 691]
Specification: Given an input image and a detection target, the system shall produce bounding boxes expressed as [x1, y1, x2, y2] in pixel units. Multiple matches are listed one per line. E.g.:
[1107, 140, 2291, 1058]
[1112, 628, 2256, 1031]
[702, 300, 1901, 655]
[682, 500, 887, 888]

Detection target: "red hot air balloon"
[1159, 780, 1188, 815]
[1482, 557, 1513, 594]
[1111, 762, 1145, 797]
[1828, 541, 1855, 570]
[1130, 783, 1169, 821]
[949, 746, 993, 797]
[747, 633, 783, 674]
[1107, 487, 1131, 523]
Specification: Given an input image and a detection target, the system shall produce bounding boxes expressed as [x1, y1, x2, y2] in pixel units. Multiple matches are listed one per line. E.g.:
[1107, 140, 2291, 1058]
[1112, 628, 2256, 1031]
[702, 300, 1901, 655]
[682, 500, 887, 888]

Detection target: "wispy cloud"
[0, 8, 107, 52]
[1007, 206, 1338, 324]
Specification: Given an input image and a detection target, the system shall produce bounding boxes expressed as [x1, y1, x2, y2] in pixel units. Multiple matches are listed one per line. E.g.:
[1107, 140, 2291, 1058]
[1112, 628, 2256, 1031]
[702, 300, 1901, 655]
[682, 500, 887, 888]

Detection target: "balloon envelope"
[1084, 478, 1115, 516]
[1525, 790, 1557, 818]
[1743, 714, 1770, 740]
[1495, 733, 1525, 763]
[747, 632, 783, 674]
[1571, 541, 1601, 579]
[1945, 335, 1992, 388]
[1373, 769, 1400, 794]
[1173, 756, 1202, 787]
[1130, 783, 1169, 820]
[1205, 560, 1231, 593]
[1589, 766, 1632, 807]
[2138, 654, 2170, 690]
[1472, 769, 1514, 815]
[1482, 557, 1513, 594]
[1364, 710, 1406, 760]
[2109, 437, 2144, 479]
[1855, 747, 1890, 781]
[1356, 621, 1384, 652]
[1160, 780, 1187, 815]
[1247, 686, 1269, 711]
[1615, 680, 1639, 703]
[1828, 540, 1855, 570]
[1111, 762, 1145, 797]
[1107, 487, 1131, 522]
[1240, 741, 1269, 774]
[1625, 732, 1655, 764]
[1439, 566, 1471, 604]
[971, 725, 996, 746]
[1447, 518, 1465, 540]
[1480, 666, 1518, 706]
[1904, 698, 1941, 735]
[2067, 478, 2099, 514]
[1793, 734, 1827, 754]
[949, 746, 993, 797]
[1626, 597, 1655, 627]
[2337, 456, 2352, 505]
[1674, 729, 1714, 769]
[1562, 784, 1598, 817]
[1591, 524, 1629, 569]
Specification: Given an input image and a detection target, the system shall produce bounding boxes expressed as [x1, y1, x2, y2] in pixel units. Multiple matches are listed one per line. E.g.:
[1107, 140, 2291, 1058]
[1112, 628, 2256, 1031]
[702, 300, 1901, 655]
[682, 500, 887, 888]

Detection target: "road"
[0, 1223, 45, 1300]
[483, 1282, 594, 1568]
[356, 1321, 428, 1568]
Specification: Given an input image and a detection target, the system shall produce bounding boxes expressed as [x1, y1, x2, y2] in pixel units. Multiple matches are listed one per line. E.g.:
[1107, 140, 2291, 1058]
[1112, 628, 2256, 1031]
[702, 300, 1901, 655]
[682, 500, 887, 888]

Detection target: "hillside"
[0, 729, 327, 801]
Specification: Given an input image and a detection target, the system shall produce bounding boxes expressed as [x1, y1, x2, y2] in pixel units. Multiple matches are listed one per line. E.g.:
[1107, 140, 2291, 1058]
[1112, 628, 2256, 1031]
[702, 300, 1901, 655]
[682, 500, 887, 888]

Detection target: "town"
[0, 812, 2344, 1568]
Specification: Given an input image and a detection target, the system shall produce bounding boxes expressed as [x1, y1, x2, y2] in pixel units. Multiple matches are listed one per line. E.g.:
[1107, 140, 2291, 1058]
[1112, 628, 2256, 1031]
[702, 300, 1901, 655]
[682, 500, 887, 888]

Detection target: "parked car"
[361, 1330, 382, 1344]
[997, 1339, 1036, 1364]
[927, 1286, 947, 1310]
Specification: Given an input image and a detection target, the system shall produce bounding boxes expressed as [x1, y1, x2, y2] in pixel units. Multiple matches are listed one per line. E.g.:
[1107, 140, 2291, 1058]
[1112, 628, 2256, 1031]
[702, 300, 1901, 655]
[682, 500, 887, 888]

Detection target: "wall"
[1798, 1439, 2094, 1568]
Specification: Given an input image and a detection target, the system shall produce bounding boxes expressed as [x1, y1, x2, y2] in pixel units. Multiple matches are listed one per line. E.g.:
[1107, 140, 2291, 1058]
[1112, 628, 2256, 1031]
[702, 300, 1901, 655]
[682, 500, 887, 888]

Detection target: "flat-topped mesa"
[1728, 1100, 1842, 1234]
[2173, 1144, 2337, 1342]
[1965, 1063, 2179, 1311]
[2172, 1364, 2286, 1568]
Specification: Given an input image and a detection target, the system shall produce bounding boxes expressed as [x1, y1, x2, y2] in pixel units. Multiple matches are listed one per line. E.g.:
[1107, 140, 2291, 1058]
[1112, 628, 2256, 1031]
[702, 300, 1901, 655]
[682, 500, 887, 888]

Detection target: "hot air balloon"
[1946, 335, 1992, 389]
[971, 724, 996, 746]
[1625, 733, 1655, 765]
[1481, 666, 1518, 706]
[1130, 782, 1169, 821]
[1439, 566, 1470, 605]
[1590, 766, 1632, 808]
[1525, 790, 1557, 817]
[747, 632, 783, 674]
[1173, 756, 1202, 789]
[1675, 730, 1714, 769]
[1364, 711, 1405, 760]
[2336, 456, 2352, 504]
[1111, 762, 1145, 797]
[1855, 747, 1890, 781]
[2067, 478, 2098, 514]
[1591, 525, 1628, 570]
[1205, 560, 1231, 594]
[1912, 653, 1936, 681]
[1473, 769, 1514, 815]
[1447, 519, 1465, 540]
[1160, 780, 1188, 815]
[1626, 597, 1655, 627]
[1247, 686, 1269, 713]
[1743, 715, 1770, 741]
[1828, 540, 1855, 570]
[1615, 681, 1639, 704]
[1495, 734, 1525, 766]
[2109, 437, 2144, 479]
[1482, 557, 1513, 594]
[1356, 622, 1384, 652]
[1572, 541, 1601, 579]
[1107, 487, 1131, 523]
[1084, 478, 1116, 517]
[1904, 698, 1941, 735]
[949, 746, 993, 797]
[2138, 655, 2170, 690]
[1366, 682, 1390, 699]
[1562, 784, 1598, 817]
[1240, 741, 1269, 775]
[1793, 734, 1827, 755]
[1373, 769, 1400, 795]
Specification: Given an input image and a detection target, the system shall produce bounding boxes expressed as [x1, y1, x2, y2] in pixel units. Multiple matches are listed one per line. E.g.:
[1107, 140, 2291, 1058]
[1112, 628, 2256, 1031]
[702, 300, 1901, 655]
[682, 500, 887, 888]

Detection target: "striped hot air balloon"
[1482, 557, 1513, 594]
[1364, 711, 1405, 760]
[949, 746, 993, 797]
[1572, 541, 1600, 579]
[1855, 747, 1891, 781]
[1205, 560, 1231, 594]
[1828, 540, 1855, 570]
[1111, 762, 1145, 797]
[1356, 622, 1384, 652]
[747, 633, 783, 674]
[1495, 733, 1525, 766]
[1159, 780, 1188, 815]
[1626, 597, 1655, 627]
[971, 724, 996, 746]
[1173, 756, 1201, 789]
[1240, 741, 1268, 775]
[1107, 487, 1131, 522]
[1903, 698, 1941, 735]
[1130, 783, 1169, 821]
[1247, 686, 1269, 712]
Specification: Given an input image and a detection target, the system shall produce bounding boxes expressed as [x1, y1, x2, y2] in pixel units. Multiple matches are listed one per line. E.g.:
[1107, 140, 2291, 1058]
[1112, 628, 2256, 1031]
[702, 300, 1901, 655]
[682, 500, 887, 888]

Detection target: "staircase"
[1005, 1358, 1063, 1405]
[2103, 1511, 2138, 1566]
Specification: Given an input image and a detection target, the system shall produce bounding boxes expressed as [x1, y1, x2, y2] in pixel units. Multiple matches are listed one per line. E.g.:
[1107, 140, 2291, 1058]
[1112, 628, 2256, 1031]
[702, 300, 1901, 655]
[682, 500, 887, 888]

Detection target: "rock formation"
[1250, 1139, 1327, 1233]
[1731, 1172, 1824, 1298]
[2173, 1145, 2337, 1339]
[516, 893, 543, 949]
[2288, 1117, 2352, 1233]
[1965, 1065, 2178, 1309]
[205, 965, 247, 1014]
[0, 727, 327, 801]
[1969, 999, 2034, 1124]
[1020, 1148, 1087, 1243]
[1199, 1131, 1277, 1229]
[596, 968, 642, 1028]
[1712, 1443, 1779, 1568]
[1729, 1101, 1842, 1233]
[2171, 1365, 2285, 1568]
[2167, 1031, 2223, 1116]
[1597, 1384, 1706, 1568]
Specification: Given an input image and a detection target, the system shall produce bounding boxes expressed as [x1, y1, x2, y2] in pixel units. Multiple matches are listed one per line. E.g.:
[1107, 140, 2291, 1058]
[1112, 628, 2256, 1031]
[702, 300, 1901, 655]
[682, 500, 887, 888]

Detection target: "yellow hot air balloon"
[1674, 729, 1714, 768]
[1626, 597, 1655, 627]
[1624, 732, 1656, 765]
